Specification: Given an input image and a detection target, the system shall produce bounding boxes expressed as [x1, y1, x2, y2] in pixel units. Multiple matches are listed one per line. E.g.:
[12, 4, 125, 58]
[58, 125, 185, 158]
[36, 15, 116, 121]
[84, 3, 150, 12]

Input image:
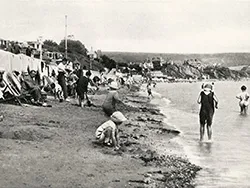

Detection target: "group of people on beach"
[2, 58, 249, 149]
[47, 60, 133, 151]
[197, 83, 249, 142]
[0, 59, 135, 150]
[43, 59, 98, 106]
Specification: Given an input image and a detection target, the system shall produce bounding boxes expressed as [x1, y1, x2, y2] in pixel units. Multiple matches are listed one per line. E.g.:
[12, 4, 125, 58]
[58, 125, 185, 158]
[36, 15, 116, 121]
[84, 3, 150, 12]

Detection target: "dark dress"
[76, 76, 89, 100]
[199, 91, 215, 126]
[57, 72, 68, 99]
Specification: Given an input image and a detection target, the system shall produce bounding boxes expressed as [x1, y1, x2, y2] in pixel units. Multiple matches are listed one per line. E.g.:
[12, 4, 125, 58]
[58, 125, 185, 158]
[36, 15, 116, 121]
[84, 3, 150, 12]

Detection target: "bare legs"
[207, 124, 212, 140]
[98, 128, 113, 146]
[240, 105, 248, 115]
[78, 98, 84, 108]
[200, 124, 205, 142]
[78, 92, 88, 108]
[200, 123, 212, 142]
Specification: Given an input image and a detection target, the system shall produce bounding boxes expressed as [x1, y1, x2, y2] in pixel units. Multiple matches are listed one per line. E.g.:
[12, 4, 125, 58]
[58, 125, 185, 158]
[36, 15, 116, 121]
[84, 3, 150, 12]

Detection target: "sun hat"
[110, 111, 127, 123]
[109, 81, 119, 90]
[203, 83, 212, 91]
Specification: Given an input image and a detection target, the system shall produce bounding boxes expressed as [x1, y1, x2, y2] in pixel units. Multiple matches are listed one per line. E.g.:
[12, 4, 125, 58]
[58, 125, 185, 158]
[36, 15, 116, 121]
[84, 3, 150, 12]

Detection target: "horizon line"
[102, 50, 250, 55]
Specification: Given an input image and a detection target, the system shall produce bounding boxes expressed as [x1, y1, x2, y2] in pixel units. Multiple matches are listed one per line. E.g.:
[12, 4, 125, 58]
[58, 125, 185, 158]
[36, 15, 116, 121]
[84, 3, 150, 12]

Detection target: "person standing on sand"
[76, 70, 92, 107]
[197, 83, 218, 142]
[26, 46, 32, 57]
[66, 68, 78, 97]
[147, 82, 153, 99]
[102, 81, 123, 116]
[236, 85, 249, 115]
[0, 67, 5, 121]
[57, 60, 69, 102]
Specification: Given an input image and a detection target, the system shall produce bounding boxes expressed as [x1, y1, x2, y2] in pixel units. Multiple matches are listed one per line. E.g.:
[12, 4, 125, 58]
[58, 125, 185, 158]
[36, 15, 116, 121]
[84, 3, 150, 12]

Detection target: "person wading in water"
[197, 83, 218, 142]
[236, 85, 249, 115]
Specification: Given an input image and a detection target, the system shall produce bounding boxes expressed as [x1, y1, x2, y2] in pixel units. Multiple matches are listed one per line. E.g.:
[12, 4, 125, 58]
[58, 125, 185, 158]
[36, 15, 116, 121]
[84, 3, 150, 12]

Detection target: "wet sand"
[0, 86, 201, 188]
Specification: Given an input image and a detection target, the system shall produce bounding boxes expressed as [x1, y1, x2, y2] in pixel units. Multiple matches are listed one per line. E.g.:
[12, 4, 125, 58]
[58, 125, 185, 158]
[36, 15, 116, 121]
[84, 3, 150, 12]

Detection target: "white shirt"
[95, 120, 116, 139]
[57, 63, 66, 73]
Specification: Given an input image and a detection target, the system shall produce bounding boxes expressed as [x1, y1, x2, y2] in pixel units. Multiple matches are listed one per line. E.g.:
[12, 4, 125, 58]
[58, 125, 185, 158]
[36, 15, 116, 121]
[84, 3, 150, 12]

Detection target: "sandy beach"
[0, 86, 201, 188]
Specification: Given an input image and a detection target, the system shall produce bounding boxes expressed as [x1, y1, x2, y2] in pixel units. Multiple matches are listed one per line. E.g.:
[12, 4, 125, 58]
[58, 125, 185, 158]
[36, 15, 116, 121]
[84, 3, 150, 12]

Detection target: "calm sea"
[153, 81, 250, 188]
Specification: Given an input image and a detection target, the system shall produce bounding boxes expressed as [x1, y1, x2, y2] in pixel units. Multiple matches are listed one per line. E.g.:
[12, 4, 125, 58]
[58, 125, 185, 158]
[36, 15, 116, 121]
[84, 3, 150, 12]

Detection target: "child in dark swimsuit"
[197, 83, 218, 142]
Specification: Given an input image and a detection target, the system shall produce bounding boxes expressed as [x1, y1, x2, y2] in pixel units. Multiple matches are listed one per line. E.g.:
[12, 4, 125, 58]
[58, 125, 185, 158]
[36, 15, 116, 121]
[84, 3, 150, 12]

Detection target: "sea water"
[152, 81, 250, 188]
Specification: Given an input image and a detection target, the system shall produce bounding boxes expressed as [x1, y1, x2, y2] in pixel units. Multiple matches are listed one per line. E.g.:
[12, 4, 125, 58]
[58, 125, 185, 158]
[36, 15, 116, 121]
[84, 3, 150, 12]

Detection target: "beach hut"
[0, 50, 41, 73]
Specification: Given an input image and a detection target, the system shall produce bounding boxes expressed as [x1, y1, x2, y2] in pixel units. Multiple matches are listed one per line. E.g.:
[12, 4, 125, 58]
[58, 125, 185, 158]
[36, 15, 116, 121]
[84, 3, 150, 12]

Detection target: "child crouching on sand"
[50, 83, 64, 102]
[236, 85, 249, 115]
[95, 111, 127, 150]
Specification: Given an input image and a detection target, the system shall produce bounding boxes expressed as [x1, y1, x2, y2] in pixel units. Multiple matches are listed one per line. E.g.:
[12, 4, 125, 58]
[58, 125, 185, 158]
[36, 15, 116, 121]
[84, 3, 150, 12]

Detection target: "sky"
[0, 0, 250, 53]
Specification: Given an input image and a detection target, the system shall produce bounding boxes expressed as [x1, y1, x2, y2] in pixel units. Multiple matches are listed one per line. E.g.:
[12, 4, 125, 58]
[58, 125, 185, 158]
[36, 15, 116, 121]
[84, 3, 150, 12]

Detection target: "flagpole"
[90, 47, 93, 70]
[65, 15, 68, 59]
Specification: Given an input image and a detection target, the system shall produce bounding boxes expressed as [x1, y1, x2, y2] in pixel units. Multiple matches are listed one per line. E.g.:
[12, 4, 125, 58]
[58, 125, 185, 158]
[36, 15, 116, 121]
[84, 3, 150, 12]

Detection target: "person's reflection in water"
[198, 142, 213, 155]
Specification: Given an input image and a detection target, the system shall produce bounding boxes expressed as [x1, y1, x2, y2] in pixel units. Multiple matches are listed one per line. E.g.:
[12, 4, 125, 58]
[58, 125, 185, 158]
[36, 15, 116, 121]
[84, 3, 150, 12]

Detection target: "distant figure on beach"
[147, 82, 153, 99]
[153, 81, 156, 88]
[13, 42, 21, 54]
[21, 70, 44, 105]
[102, 81, 122, 116]
[0, 68, 5, 121]
[197, 83, 218, 142]
[95, 111, 127, 150]
[66, 68, 78, 97]
[57, 60, 69, 102]
[50, 82, 63, 102]
[76, 70, 92, 107]
[25, 46, 32, 57]
[236, 85, 249, 115]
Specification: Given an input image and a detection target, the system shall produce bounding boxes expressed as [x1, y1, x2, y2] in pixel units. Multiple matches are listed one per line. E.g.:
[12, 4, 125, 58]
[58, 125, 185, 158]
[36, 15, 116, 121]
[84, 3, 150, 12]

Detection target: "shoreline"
[119, 86, 202, 187]
[0, 85, 201, 188]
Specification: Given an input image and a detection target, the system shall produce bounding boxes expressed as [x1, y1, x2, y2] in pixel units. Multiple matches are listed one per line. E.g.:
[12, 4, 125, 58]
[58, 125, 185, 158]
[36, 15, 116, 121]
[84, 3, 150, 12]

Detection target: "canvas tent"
[0, 50, 41, 73]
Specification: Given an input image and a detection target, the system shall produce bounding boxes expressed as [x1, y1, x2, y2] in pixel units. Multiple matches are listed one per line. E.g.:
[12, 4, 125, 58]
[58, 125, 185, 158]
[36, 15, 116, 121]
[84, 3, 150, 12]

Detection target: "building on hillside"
[96, 50, 102, 59]
[27, 41, 41, 50]
[151, 71, 164, 77]
[43, 51, 63, 61]
[183, 59, 206, 71]
[151, 57, 166, 70]
[141, 58, 154, 69]
[87, 47, 98, 60]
